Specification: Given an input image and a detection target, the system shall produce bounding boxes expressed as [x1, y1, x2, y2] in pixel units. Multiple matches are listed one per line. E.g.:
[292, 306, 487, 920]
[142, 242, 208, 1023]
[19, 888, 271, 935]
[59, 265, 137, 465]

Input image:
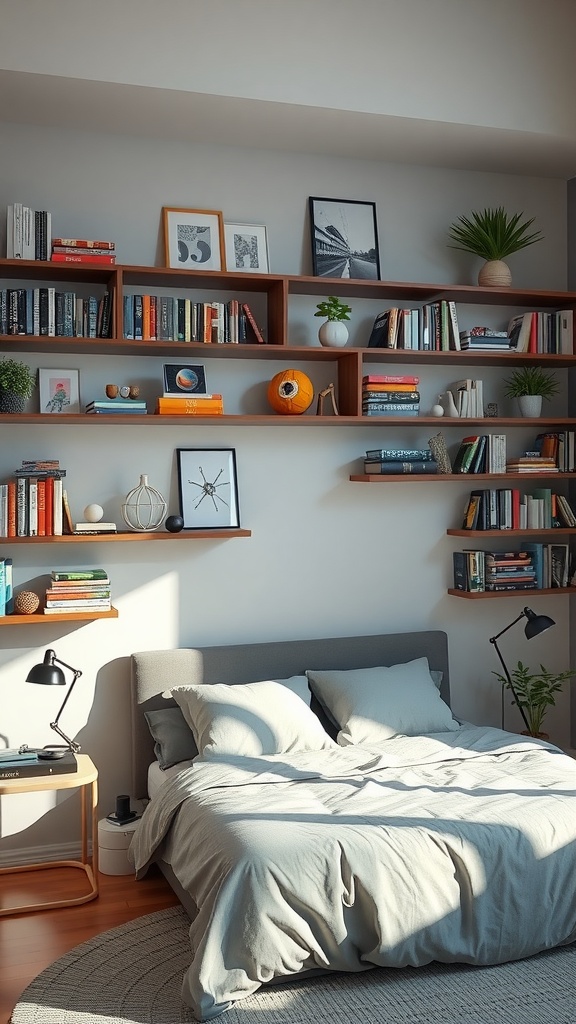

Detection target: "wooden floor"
[0, 865, 180, 1024]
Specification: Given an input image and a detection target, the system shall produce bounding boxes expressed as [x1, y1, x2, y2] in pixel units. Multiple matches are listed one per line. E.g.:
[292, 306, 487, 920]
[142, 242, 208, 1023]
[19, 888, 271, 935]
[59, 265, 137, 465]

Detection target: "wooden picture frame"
[177, 448, 240, 529]
[162, 207, 225, 271]
[224, 223, 269, 273]
[39, 368, 80, 414]
[308, 196, 380, 279]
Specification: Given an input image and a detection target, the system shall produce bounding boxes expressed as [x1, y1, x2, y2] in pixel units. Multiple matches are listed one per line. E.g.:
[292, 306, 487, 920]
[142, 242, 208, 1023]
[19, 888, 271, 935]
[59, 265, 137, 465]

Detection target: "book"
[363, 460, 438, 474]
[241, 303, 265, 344]
[50, 253, 116, 264]
[85, 400, 147, 410]
[156, 397, 224, 414]
[365, 448, 432, 461]
[62, 489, 74, 534]
[0, 558, 6, 615]
[0, 751, 78, 779]
[362, 374, 420, 385]
[52, 246, 115, 256]
[51, 569, 109, 581]
[452, 436, 481, 474]
[0, 747, 37, 762]
[366, 310, 390, 348]
[45, 598, 112, 609]
[74, 522, 117, 532]
[52, 238, 115, 249]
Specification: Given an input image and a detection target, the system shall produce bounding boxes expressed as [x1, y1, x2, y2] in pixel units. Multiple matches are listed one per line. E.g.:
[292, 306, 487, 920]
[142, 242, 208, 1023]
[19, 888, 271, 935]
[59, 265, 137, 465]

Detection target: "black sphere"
[165, 515, 184, 533]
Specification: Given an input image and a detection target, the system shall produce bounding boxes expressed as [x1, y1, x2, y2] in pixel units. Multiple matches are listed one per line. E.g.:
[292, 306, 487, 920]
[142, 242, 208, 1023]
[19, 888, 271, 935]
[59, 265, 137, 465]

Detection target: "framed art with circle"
[39, 368, 80, 413]
[162, 207, 225, 271]
[176, 448, 240, 529]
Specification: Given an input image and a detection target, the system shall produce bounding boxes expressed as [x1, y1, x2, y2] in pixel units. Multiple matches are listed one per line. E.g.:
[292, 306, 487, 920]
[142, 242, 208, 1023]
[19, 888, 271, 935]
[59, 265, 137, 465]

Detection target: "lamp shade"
[523, 608, 555, 640]
[25, 649, 66, 686]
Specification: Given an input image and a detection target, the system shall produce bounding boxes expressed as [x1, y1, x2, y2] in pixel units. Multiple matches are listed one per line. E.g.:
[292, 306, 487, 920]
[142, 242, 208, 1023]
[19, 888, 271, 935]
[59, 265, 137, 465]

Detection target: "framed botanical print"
[308, 196, 380, 279]
[39, 368, 80, 414]
[177, 448, 240, 529]
[162, 207, 225, 271]
[224, 223, 269, 273]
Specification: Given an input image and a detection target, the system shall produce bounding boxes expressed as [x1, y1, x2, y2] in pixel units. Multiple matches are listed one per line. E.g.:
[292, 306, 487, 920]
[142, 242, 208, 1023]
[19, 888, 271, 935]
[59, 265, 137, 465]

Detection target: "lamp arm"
[489, 636, 531, 733]
[489, 612, 526, 645]
[49, 664, 82, 753]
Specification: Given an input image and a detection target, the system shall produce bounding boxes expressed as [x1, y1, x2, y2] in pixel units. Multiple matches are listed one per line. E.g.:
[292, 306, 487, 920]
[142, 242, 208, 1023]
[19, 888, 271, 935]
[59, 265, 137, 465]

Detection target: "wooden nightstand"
[0, 753, 99, 916]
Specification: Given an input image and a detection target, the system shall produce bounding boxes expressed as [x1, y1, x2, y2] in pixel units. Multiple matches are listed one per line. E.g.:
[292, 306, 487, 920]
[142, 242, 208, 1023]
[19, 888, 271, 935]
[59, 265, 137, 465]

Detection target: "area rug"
[11, 906, 576, 1024]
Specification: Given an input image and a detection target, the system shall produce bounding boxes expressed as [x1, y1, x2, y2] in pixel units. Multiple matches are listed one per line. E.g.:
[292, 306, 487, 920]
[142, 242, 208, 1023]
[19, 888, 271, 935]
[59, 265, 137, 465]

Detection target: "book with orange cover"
[156, 397, 223, 414]
[7, 481, 16, 537]
[36, 478, 46, 536]
[361, 382, 419, 392]
[44, 475, 54, 536]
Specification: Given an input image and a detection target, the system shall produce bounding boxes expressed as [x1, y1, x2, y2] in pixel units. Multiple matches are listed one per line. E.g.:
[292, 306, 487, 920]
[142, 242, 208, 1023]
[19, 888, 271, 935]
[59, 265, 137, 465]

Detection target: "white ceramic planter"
[318, 321, 349, 348]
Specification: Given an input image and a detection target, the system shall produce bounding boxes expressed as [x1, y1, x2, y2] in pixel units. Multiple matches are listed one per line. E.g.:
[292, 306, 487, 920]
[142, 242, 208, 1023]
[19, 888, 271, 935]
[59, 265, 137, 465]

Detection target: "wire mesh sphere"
[121, 474, 167, 532]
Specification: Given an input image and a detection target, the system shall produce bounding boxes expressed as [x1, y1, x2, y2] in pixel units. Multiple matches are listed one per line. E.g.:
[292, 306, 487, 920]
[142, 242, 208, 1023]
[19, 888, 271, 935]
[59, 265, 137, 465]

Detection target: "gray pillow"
[144, 707, 198, 769]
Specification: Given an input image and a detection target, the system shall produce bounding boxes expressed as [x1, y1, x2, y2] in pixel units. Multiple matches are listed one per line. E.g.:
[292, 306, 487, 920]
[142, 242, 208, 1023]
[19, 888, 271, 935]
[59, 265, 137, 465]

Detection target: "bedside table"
[0, 753, 99, 916]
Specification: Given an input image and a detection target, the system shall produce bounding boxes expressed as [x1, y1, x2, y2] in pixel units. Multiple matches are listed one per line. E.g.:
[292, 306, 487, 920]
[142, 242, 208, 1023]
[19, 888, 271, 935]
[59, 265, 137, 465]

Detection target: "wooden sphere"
[15, 591, 40, 615]
[267, 369, 314, 415]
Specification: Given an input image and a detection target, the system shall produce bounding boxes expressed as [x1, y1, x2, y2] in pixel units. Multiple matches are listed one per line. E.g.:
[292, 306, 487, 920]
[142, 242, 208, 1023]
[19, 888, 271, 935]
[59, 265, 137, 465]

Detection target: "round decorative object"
[105, 384, 119, 399]
[477, 260, 512, 287]
[174, 367, 201, 392]
[119, 385, 130, 398]
[165, 515, 184, 533]
[15, 591, 40, 615]
[431, 403, 445, 417]
[318, 321, 349, 348]
[267, 369, 314, 415]
[0, 391, 26, 414]
[121, 474, 167, 532]
[83, 503, 104, 523]
[128, 385, 140, 399]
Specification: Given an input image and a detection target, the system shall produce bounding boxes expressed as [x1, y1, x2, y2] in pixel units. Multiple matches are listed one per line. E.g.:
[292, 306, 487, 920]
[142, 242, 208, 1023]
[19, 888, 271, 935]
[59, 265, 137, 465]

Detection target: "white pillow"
[165, 677, 335, 757]
[306, 657, 458, 745]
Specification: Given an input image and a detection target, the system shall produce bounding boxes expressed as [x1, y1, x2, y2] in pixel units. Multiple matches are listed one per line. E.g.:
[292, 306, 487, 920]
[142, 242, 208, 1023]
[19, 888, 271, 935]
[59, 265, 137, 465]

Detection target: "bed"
[128, 630, 576, 1021]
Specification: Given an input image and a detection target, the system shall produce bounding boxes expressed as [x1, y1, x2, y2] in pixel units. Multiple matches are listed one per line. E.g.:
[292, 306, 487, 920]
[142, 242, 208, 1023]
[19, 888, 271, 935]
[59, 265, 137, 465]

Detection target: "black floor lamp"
[489, 607, 555, 731]
[25, 648, 83, 759]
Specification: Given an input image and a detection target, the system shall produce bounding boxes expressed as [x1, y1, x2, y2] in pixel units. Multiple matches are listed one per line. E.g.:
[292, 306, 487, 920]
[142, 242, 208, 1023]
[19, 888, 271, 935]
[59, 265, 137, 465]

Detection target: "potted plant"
[0, 357, 37, 413]
[448, 206, 544, 287]
[503, 365, 559, 418]
[314, 296, 352, 348]
[493, 660, 575, 738]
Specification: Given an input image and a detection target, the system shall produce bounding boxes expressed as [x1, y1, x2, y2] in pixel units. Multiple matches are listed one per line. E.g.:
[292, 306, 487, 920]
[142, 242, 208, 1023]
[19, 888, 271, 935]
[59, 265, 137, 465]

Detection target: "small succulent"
[0, 357, 36, 397]
[314, 296, 352, 322]
[503, 366, 559, 400]
[448, 207, 543, 261]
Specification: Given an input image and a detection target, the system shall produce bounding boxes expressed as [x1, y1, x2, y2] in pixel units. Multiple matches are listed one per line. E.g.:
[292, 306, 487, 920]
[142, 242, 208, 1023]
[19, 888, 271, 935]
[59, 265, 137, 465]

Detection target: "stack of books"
[364, 448, 437, 475]
[505, 455, 558, 474]
[0, 748, 78, 779]
[44, 568, 111, 614]
[361, 374, 420, 417]
[484, 550, 538, 591]
[85, 400, 147, 415]
[459, 328, 511, 351]
[155, 394, 224, 416]
[6, 203, 51, 260]
[50, 238, 116, 265]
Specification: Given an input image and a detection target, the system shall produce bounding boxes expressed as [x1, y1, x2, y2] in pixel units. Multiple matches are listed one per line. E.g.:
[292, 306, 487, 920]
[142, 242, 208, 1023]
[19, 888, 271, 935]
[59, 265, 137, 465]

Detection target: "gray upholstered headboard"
[130, 630, 450, 799]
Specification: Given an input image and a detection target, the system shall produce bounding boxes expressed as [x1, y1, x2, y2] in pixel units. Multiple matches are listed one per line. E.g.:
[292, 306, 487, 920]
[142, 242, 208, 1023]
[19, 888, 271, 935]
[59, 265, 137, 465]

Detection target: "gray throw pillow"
[144, 706, 198, 769]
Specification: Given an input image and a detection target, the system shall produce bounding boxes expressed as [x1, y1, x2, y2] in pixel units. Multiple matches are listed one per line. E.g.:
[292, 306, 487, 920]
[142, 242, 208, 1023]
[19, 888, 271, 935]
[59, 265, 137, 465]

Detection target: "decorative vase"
[121, 474, 167, 532]
[517, 395, 542, 418]
[318, 321, 349, 348]
[0, 391, 26, 413]
[441, 391, 459, 417]
[478, 260, 512, 287]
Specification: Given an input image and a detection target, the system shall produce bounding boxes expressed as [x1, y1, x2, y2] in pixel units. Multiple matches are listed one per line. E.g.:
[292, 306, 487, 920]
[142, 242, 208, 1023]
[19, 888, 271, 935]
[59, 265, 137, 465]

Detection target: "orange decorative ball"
[15, 591, 40, 615]
[267, 369, 314, 415]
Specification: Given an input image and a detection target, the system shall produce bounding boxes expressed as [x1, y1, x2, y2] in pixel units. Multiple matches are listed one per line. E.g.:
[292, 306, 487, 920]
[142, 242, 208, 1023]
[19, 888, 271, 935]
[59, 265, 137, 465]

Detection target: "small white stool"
[98, 816, 140, 875]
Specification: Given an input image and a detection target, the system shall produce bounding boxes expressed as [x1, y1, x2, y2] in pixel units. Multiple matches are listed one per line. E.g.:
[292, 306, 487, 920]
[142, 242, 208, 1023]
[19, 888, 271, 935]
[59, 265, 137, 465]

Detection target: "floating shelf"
[0, 608, 119, 625]
[447, 528, 576, 537]
[0, 530, 252, 543]
[447, 588, 573, 600]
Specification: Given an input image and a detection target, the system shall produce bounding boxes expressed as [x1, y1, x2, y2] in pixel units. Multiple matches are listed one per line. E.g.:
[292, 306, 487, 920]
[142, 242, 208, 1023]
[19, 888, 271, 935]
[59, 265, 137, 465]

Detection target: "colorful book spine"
[50, 253, 116, 264]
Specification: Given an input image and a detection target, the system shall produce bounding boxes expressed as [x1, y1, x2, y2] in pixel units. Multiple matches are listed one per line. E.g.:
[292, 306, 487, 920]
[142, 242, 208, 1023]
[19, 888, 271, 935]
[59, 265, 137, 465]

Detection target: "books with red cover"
[52, 238, 115, 249]
[51, 253, 116, 264]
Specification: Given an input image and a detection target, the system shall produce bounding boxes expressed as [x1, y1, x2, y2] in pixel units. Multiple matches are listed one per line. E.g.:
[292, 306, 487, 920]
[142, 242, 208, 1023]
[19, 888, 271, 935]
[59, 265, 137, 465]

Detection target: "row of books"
[0, 288, 112, 338]
[461, 487, 576, 531]
[364, 447, 437, 475]
[451, 434, 507, 474]
[453, 545, 574, 592]
[123, 296, 265, 344]
[6, 204, 51, 260]
[0, 557, 14, 615]
[535, 431, 576, 472]
[44, 567, 111, 614]
[0, 461, 71, 538]
[51, 237, 116, 265]
[507, 309, 573, 354]
[446, 378, 484, 418]
[367, 300, 460, 351]
[459, 328, 511, 351]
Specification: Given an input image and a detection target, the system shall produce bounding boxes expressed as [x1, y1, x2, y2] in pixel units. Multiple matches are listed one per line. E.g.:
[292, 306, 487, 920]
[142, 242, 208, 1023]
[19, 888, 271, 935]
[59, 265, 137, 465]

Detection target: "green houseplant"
[503, 365, 559, 418]
[493, 660, 575, 738]
[0, 357, 37, 413]
[314, 296, 352, 349]
[448, 206, 544, 287]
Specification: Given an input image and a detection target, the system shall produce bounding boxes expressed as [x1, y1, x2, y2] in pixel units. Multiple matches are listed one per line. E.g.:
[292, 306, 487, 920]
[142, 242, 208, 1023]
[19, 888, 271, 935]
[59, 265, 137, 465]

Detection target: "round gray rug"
[11, 906, 576, 1024]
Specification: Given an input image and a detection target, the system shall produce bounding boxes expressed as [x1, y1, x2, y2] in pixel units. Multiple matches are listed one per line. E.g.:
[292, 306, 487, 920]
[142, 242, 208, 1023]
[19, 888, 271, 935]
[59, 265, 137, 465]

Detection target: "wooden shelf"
[447, 528, 576, 537]
[0, 608, 119, 625]
[5, 413, 576, 428]
[0, 529, 252, 543]
[351, 473, 576, 482]
[448, 588, 574, 599]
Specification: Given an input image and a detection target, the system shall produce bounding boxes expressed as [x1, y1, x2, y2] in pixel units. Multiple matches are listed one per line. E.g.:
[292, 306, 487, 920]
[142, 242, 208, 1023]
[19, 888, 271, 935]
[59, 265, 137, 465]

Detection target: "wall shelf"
[448, 588, 573, 599]
[447, 528, 576, 537]
[0, 608, 119, 625]
[0, 530, 252, 543]
[351, 473, 576, 482]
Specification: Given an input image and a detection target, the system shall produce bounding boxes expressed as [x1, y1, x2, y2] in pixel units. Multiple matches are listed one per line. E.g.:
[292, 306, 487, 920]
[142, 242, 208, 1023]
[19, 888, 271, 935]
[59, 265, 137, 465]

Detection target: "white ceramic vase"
[477, 260, 512, 287]
[318, 321, 349, 348]
[122, 474, 167, 532]
[517, 395, 543, 418]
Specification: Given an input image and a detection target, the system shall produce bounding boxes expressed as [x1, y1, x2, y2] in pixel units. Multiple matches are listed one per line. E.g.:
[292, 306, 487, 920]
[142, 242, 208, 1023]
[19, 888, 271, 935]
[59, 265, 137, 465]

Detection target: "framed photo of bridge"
[308, 197, 380, 280]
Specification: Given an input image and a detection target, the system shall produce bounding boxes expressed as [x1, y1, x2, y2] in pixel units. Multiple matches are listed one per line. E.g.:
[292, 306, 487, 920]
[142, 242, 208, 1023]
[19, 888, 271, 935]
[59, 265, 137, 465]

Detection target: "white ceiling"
[3, 71, 576, 180]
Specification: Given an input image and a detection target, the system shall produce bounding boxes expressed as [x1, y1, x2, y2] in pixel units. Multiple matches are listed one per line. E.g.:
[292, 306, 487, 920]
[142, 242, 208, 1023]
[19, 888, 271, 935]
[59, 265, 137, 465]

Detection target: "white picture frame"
[39, 368, 80, 414]
[224, 223, 269, 273]
[162, 207, 225, 271]
[177, 448, 240, 529]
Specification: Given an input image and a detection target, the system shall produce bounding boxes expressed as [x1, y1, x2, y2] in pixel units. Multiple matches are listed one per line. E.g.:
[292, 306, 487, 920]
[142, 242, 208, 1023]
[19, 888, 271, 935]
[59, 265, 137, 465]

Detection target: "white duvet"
[129, 725, 576, 1021]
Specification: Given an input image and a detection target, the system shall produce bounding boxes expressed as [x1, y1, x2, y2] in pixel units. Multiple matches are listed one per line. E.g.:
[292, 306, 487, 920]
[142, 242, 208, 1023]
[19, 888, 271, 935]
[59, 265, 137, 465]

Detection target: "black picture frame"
[163, 363, 206, 396]
[309, 196, 380, 280]
[176, 448, 240, 530]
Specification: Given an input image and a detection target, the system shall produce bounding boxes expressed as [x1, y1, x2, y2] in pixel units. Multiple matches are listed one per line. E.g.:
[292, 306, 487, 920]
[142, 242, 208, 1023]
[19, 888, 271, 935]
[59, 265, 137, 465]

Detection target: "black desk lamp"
[25, 648, 82, 759]
[489, 607, 555, 731]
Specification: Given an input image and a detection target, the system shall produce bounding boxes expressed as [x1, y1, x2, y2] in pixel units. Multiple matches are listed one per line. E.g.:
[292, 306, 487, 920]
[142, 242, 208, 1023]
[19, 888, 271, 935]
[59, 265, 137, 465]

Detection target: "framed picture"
[162, 207, 225, 271]
[39, 368, 80, 414]
[224, 223, 269, 273]
[177, 448, 240, 529]
[308, 196, 380, 280]
[163, 363, 207, 396]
